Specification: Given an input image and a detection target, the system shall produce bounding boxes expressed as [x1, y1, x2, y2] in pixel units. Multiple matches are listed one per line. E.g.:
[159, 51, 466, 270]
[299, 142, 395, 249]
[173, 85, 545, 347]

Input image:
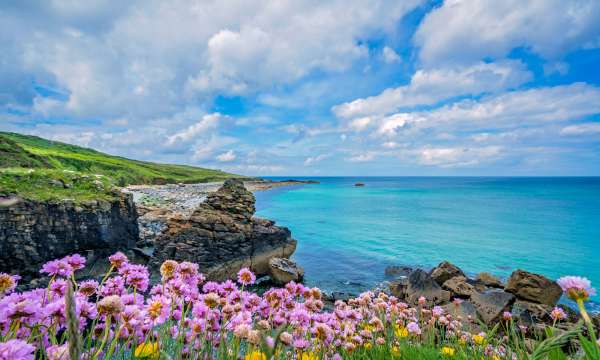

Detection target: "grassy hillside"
[0, 131, 240, 202]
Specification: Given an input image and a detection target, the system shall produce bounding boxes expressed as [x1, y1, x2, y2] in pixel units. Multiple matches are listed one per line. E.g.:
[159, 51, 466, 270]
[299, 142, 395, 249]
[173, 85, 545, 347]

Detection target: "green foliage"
[0, 131, 242, 202]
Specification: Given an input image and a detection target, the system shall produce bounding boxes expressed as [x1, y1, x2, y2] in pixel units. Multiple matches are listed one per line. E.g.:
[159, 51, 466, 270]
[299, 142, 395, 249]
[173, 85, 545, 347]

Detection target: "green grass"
[0, 131, 241, 202]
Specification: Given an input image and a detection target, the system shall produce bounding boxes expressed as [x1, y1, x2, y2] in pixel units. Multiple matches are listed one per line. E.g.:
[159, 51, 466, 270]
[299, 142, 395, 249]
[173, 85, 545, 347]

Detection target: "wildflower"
[376, 337, 385, 345]
[78, 280, 99, 297]
[0, 339, 35, 360]
[237, 267, 256, 286]
[550, 307, 567, 322]
[46, 344, 68, 360]
[502, 311, 512, 321]
[0, 273, 19, 295]
[391, 345, 400, 356]
[406, 321, 421, 335]
[280, 331, 293, 345]
[40, 259, 73, 277]
[472, 334, 485, 345]
[64, 254, 86, 271]
[441, 346, 455, 357]
[432, 305, 444, 317]
[452, 298, 463, 306]
[557, 276, 596, 302]
[245, 351, 267, 360]
[97, 295, 124, 315]
[233, 323, 251, 338]
[203, 292, 220, 308]
[160, 260, 178, 280]
[418, 296, 426, 305]
[394, 325, 408, 338]
[108, 252, 128, 268]
[134, 342, 159, 359]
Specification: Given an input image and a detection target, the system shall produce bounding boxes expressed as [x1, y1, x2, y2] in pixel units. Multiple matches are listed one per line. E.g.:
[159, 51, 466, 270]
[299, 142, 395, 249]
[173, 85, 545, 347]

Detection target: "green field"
[0, 131, 240, 202]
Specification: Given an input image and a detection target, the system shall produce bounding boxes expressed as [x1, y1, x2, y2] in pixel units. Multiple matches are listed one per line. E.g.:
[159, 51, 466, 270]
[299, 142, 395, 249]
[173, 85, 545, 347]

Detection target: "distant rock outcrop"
[151, 179, 297, 281]
[0, 193, 139, 280]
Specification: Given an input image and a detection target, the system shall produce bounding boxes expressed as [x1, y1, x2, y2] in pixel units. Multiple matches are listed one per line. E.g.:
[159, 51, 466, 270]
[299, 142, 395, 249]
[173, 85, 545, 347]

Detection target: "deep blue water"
[255, 177, 600, 310]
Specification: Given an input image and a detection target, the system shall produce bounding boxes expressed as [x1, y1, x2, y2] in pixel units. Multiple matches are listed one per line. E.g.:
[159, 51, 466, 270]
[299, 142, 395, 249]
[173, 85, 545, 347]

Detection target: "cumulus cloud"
[418, 146, 503, 168]
[216, 150, 236, 162]
[346, 153, 376, 162]
[304, 154, 329, 166]
[414, 0, 600, 66]
[382, 46, 401, 63]
[167, 113, 223, 145]
[333, 60, 531, 119]
[560, 123, 600, 136]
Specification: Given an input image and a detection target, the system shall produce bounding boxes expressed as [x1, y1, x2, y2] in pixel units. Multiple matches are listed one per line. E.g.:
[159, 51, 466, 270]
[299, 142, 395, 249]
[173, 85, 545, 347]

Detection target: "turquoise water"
[255, 177, 600, 308]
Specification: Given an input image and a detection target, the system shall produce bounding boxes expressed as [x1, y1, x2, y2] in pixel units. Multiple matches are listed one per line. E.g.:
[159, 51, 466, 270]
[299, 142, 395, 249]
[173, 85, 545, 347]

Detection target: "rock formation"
[151, 179, 297, 281]
[0, 193, 139, 280]
[269, 257, 304, 285]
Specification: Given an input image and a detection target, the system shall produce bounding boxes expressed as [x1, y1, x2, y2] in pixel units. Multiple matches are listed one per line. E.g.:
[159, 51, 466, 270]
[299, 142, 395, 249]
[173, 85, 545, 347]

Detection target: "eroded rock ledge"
[150, 179, 297, 281]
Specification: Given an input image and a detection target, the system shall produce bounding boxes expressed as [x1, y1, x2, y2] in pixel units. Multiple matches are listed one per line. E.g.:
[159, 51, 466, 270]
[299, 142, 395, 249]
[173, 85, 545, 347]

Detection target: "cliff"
[151, 179, 297, 280]
[0, 193, 139, 279]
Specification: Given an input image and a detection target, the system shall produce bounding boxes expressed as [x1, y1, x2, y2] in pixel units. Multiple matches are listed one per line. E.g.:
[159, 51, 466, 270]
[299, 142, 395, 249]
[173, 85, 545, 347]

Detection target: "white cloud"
[216, 150, 236, 162]
[304, 154, 328, 166]
[418, 146, 502, 168]
[167, 113, 222, 145]
[414, 0, 600, 66]
[333, 60, 531, 119]
[560, 123, 600, 135]
[346, 153, 375, 162]
[382, 46, 400, 63]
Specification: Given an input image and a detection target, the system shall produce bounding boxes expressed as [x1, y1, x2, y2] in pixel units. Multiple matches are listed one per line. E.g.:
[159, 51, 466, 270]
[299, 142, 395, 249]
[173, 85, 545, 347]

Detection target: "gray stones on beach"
[269, 257, 304, 285]
[471, 289, 516, 324]
[442, 276, 476, 298]
[391, 269, 451, 305]
[476, 272, 503, 288]
[505, 269, 562, 306]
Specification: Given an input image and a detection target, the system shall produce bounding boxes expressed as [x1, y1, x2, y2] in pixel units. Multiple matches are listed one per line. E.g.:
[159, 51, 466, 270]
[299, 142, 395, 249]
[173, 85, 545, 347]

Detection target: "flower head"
[441, 346, 455, 357]
[237, 267, 256, 286]
[557, 276, 596, 302]
[550, 307, 567, 322]
[0, 339, 35, 360]
[406, 321, 421, 335]
[97, 295, 124, 315]
[134, 342, 159, 359]
[64, 254, 86, 271]
[0, 273, 19, 295]
[108, 252, 128, 269]
[40, 259, 73, 277]
[160, 260, 178, 280]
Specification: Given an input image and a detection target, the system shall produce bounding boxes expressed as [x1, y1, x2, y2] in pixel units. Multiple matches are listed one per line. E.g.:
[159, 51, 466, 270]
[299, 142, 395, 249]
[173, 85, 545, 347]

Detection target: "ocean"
[255, 177, 600, 310]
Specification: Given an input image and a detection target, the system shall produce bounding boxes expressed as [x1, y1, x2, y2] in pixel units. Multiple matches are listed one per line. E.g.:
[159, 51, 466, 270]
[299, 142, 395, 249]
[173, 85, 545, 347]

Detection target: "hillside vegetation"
[0, 131, 239, 202]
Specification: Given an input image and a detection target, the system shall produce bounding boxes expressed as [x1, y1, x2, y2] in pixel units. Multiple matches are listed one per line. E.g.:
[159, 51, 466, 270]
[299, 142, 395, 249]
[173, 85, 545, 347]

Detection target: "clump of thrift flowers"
[0, 252, 598, 359]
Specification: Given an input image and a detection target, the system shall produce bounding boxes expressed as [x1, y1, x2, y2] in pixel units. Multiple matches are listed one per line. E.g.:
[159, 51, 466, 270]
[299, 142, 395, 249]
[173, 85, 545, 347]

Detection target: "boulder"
[443, 301, 479, 321]
[430, 261, 465, 285]
[442, 276, 476, 298]
[395, 269, 451, 305]
[269, 257, 304, 285]
[505, 270, 562, 306]
[511, 300, 551, 326]
[476, 272, 503, 288]
[384, 265, 413, 279]
[471, 289, 515, 324]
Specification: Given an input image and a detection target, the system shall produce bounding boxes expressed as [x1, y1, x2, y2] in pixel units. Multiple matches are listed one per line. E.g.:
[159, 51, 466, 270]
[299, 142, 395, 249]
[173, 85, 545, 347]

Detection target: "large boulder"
[442, 276, 476, 298]
[269, 257, 304, 285]
[511, 300, 552, 326]
[392, 269, 451, 305]
[476, 272, 503, 288]
[384, 265, 413, 279]
[430, 261, 465, 285]
[151, 179, 297, 281]
[443, 301, 479, 321]
[471, 289, 516, 324]
[505, 270, 562, 306]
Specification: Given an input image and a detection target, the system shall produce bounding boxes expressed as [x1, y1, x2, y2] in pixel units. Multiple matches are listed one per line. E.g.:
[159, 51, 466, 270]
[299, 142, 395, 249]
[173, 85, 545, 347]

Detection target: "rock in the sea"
[476, 272, 503, 288]
[384, 265, 413, 279]
[151, 179, 297, 281]
[442, 276, 476, 298]
[471, 289, 515, 324]
[269, 257, 304, 285]
[430, 261, 465, 285]
[505, 270, 562, 306]
[392, 269, 451, 305]
[0, 193, 139, 280]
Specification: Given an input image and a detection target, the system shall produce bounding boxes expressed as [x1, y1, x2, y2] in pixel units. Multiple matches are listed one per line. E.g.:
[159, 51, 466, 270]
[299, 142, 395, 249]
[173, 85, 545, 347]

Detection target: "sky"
[1, 0, 600, 176]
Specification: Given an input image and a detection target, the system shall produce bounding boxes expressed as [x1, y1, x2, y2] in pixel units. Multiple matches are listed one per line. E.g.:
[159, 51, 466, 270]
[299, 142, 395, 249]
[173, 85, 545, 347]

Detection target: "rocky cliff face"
[0, 193, 139, 279]
[151, 179, 297, 280]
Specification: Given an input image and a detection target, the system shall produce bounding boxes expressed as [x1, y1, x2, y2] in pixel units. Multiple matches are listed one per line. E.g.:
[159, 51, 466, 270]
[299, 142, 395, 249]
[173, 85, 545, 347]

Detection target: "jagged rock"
[151, 179, 297, 281]
[269, 257, 304, 285]
[443, 276, 476, 298]
[384, 265, 413, 279]
[471, 289, 516, 324]
[430, 261, 465, 285]
[505, 270, 562, 306]
[391, 269, 451, 305]
[511, 300, 552, 326]
[476, 272, 503, 288]
[0, 193, 139, 280]
[443, 301, 479, 321]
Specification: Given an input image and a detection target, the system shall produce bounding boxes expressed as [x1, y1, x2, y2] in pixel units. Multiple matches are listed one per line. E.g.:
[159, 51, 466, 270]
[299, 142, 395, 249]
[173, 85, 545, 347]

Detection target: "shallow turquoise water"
[255, 177, 600, 307]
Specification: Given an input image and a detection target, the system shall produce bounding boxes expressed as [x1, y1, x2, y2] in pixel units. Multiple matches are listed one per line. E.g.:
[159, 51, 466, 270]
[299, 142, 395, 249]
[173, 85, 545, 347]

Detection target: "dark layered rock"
[471, 289, 516, 324]
[151, 179, 297, 281]
[269, 257, 304, 285]
[443, 301, 479, 320]
[511, 300, 552, 326]
[442, 276, 476, 298]
[0, 193, 139, 280]
[391, 269, 451, 305]
[384, 265, 412, 279]
[505, 270, 562, 306]
[430, 261, 465, 285]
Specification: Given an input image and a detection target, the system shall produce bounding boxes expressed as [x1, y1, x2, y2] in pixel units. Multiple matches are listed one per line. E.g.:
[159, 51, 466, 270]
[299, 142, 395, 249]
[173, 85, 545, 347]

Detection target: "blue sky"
[1, 0, 600, 176]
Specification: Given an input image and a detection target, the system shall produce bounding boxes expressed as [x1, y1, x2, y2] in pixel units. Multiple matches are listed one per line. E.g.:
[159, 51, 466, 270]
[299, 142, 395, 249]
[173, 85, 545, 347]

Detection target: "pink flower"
[418, 296, 426, 306]
[0, 339, 35, 360]
[557, 276, 596, 301]
[46, 344, 68, 360]
[502, 311, 512, 321]
[108, 252, 128, 269]
[40, 259, 73, 278]
[407, 321, 421, 335]
[64, 254, 86, 271]
[237, 267, 256, 286]
[550, 307, 567, 322]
